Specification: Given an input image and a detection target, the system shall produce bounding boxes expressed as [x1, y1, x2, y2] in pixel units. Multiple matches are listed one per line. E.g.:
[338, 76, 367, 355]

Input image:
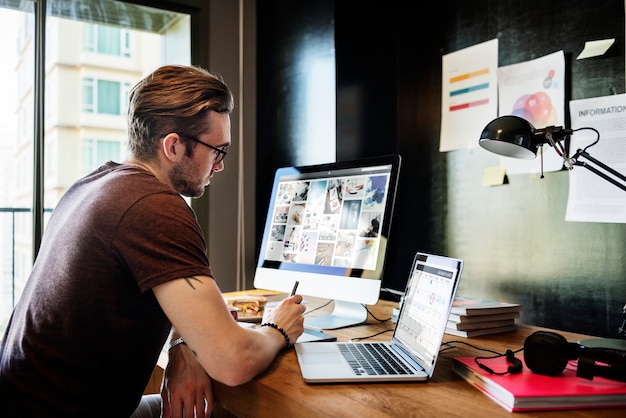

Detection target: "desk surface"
[210, 294, 626, 418]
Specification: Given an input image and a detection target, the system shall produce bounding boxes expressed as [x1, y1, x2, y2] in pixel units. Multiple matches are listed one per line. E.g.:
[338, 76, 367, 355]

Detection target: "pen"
[290, 281, 299, 297]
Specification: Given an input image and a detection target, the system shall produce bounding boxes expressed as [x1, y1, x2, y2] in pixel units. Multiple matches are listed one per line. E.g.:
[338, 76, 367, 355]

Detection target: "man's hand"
[161, 342, 213, 418]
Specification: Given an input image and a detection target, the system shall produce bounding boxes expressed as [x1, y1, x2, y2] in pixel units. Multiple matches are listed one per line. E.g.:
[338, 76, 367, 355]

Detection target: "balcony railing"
[1, 207, 53, 329]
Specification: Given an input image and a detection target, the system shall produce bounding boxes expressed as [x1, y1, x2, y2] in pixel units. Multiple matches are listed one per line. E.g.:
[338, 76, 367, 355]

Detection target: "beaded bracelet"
[260, 322, 291, 348]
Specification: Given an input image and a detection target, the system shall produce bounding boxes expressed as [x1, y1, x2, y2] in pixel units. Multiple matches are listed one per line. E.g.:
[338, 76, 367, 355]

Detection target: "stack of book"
[445, 296, 523, 337]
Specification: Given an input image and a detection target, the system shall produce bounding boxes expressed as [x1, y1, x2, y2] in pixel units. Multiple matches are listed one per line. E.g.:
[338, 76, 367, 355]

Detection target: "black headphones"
[523, 331, 626, 383]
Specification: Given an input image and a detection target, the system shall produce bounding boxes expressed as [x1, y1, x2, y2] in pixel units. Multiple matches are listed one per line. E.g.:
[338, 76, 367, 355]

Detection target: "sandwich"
[224, 294, 267, 317]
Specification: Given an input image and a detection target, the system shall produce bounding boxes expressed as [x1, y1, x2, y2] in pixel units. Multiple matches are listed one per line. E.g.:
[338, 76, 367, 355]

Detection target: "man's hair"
[127, 65, 234, 161]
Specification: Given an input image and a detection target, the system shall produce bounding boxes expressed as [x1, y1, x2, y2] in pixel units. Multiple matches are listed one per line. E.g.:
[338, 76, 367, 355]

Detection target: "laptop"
[294, 252, 463, 383]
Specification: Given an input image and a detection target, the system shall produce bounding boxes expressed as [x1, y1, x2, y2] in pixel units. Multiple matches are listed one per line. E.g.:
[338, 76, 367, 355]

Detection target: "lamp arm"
[620, 304, 626, 337]
[570, 149, 626, 192]
[544, 131, 572, 169]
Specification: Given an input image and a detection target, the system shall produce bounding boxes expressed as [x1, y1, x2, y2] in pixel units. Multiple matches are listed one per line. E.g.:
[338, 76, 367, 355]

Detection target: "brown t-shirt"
[0, 162, 213, 417]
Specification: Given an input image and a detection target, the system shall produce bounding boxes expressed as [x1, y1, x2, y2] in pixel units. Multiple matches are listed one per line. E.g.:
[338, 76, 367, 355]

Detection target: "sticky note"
[576, 39, 615, 60]
[482, 166, 508, 187]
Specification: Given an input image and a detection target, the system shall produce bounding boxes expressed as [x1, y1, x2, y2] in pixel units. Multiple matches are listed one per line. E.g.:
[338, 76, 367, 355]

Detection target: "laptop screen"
[393, 253, 463, 376]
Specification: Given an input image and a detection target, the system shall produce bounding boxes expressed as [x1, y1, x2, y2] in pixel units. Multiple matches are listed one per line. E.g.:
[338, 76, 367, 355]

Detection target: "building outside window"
[0, 0, 191, 335]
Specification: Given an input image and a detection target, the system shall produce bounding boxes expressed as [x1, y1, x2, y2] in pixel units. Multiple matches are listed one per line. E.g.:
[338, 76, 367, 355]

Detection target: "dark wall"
[437, 0, 626, 340]
[256, 0, 626, 339]
[255, 0, 335, 243]
[434, 0, 626, 339]
[334, 1, 451, 298]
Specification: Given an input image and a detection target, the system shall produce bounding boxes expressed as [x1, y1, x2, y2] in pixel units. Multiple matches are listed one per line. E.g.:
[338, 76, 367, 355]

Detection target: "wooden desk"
[210, 296, 626, 418]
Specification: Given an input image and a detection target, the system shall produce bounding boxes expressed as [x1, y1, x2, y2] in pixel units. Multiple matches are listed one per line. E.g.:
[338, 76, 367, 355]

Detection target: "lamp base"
[578, 337, 626, 351]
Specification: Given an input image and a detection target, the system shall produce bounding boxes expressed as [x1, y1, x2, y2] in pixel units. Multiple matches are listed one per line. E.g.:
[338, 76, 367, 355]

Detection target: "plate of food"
[224, 294, 268, 323]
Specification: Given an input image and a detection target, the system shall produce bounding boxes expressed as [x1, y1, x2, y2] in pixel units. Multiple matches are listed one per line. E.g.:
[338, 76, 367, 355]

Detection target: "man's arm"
[161, 330, 213, 418]
[153, 275, 305, 386]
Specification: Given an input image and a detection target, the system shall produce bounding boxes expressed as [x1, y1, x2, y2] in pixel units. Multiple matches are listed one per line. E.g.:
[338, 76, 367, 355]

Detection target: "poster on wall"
[440, 38, 499, 152]
[566, 94, 626, 223]
[497, 50, 566, 175]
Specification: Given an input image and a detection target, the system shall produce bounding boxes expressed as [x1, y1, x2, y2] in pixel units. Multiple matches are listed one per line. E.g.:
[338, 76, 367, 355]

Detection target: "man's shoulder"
[92, 162, 175, 195]
[63, 162, 182, 215]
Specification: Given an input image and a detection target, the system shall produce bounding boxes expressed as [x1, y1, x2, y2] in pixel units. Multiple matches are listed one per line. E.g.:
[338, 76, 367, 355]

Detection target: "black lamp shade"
[479, 115, 539, 159]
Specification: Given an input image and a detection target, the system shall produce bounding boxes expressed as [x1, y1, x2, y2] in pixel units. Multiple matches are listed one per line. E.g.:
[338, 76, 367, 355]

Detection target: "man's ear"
[161, 133, 184, 162]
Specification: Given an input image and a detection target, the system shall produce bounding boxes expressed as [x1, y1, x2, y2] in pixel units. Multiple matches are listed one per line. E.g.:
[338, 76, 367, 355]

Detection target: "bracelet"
[260, 322, 291, 348]
[168, 336, 186, 352]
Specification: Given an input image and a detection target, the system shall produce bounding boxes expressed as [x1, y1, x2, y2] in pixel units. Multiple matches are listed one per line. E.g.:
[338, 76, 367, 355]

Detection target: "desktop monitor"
[254, 154, 402, 329]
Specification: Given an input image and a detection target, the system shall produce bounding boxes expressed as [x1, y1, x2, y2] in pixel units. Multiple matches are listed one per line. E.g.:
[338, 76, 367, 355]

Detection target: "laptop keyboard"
[338, 342, 415, 376]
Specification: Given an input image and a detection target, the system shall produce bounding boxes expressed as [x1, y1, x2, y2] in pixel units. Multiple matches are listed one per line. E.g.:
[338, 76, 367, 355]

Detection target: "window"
[82, 138, 125, 175]
[82, 78, 129, 115]
[83, 23, 132, 57]
[83, 77, 95, 113]
[0, 0, 192, 335]
[97, 80, 121, 115]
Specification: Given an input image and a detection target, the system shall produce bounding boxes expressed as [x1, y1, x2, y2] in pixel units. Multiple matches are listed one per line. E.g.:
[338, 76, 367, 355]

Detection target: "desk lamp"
[479, 115, 626, 190]
[478, 115, 626, 350]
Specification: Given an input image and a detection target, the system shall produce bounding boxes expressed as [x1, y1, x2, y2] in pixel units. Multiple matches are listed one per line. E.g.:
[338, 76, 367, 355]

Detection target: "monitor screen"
[254, 154, 402, 329]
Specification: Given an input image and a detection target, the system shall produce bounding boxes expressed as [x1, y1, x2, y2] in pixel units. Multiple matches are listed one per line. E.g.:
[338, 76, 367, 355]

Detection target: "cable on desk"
[349, 329, 394, 342]
[302, 299, 332, 316]
[440, 340, 504, 355]
[303, 300, 392, 322]
[473, 349, 524, 375]
[440, 340, 525, 376]
[364, 305, 392, 322]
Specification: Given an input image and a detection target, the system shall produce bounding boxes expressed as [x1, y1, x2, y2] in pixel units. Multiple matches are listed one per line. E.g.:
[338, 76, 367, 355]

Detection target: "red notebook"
[453, 355, 626, 412]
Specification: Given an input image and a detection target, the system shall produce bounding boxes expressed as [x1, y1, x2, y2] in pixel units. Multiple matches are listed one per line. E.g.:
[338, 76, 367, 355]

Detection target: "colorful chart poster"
[440, 38, 499, 152]
[497, 51, 565, 174]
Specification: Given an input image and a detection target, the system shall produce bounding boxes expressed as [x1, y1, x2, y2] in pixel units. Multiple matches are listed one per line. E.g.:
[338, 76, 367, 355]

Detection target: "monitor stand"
[304, 300, 368, 330]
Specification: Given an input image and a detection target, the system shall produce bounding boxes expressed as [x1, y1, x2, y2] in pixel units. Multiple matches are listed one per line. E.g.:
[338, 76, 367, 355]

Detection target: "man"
[0, 65, 305, 417]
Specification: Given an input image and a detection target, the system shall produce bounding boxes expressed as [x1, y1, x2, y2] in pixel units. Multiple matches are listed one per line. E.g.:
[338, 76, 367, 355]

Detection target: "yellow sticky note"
[482, 166, 508, 187]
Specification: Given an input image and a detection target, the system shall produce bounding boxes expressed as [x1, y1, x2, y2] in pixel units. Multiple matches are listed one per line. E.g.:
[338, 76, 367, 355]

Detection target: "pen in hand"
[290, 281, 299, 297]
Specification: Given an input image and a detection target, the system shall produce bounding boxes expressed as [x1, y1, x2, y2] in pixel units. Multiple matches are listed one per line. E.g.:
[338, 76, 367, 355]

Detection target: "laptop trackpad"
[302, 352, 342, 365]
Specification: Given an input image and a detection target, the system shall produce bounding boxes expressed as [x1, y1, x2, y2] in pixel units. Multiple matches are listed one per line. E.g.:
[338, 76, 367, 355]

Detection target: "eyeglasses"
[169, 133, 229, 164]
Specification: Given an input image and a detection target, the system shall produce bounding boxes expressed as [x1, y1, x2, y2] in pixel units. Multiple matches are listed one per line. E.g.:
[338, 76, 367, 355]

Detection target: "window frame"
[0, 0, 251, 335]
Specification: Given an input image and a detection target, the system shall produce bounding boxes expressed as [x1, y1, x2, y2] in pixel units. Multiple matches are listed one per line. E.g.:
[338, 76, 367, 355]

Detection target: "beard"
[170, 158, 207, 198]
